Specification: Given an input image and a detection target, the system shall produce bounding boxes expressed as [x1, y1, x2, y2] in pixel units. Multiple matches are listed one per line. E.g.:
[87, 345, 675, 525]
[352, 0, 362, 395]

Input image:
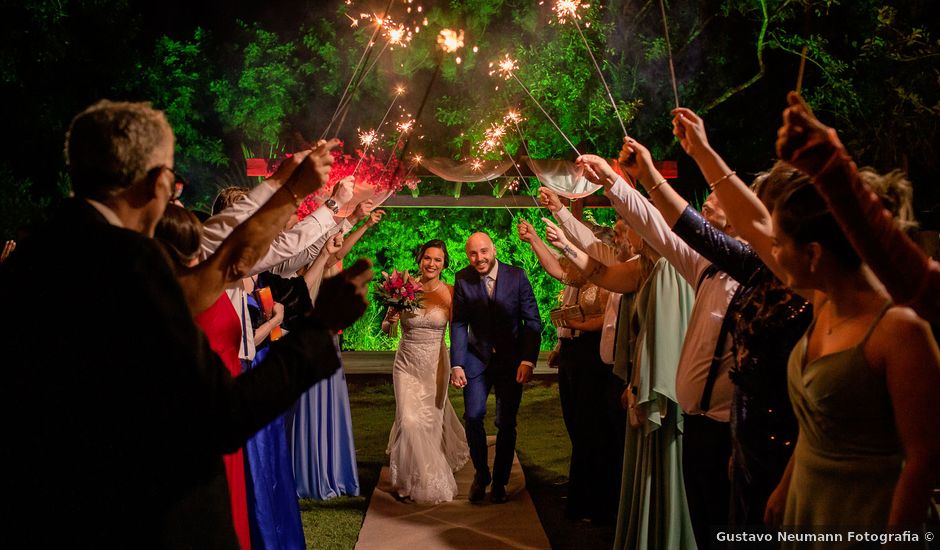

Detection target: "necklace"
[422, 279, 442, 293]
[825, 301, 854, 335]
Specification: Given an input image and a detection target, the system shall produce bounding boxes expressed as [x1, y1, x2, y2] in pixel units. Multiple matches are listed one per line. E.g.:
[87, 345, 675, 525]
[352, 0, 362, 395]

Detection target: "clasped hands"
[449, 363, 533, 388]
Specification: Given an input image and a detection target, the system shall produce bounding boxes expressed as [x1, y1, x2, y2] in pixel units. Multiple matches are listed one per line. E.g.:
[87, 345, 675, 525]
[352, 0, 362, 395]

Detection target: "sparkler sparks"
[396, 119, 415, 133]
[437, 29, 464, 53]
[470, 159, 484, 172]
[386, 24, 407, 45]
[358, 129, 378, 148]
[504, 109, 524, 125]
[553, 0, 589, 24]
[489, 54, 519, 80]
[480, 123, 507, 154]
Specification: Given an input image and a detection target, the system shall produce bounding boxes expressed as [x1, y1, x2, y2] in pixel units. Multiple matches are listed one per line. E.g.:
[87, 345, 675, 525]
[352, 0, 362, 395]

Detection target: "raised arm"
[618, 136, 761, 283]
[517, 218, 566, 281]
[253, 176, 356, 276]
[543, 217, 646, 294]
[179, 141, 339, 314]
[538, 186, 621, 266]
[671, 108, 790, 283]
[302, 233, 344, 300]
[333, 206, 385, 263]
[878, 309, 940, 526]
[777, 92, 940, 324]
[577, 153, 703, 286]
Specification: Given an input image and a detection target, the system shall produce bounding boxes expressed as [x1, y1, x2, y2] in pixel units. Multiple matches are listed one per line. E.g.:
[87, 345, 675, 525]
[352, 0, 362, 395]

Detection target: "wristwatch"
[324, 198, 339, 214]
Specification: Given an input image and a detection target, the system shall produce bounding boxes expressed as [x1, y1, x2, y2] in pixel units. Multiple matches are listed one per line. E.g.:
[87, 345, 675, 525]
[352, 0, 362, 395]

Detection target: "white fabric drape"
[524, 158, 602, 199]
[415, 157, 602, 199]
[420, 158, 515, 182]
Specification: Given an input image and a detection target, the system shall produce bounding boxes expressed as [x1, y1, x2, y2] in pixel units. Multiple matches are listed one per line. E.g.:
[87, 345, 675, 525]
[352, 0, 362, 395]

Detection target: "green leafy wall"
[340, 207, 577, 351]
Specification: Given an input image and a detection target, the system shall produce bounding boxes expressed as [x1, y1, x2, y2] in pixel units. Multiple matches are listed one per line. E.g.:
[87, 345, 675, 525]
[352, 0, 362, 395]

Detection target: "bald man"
[450, 232, 542, 503]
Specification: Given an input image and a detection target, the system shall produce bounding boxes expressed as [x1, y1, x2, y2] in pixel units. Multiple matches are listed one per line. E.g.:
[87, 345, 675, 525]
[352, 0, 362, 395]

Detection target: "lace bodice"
[399, 284, 451, 341]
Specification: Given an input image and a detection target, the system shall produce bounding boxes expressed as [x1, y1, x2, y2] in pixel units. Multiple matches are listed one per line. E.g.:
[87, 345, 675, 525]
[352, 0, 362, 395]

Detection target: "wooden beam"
[382, 194, 614, 208]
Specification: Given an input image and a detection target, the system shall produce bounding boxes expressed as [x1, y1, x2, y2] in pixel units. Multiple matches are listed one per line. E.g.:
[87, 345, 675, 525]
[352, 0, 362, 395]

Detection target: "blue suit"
[450, 261, 541, 486]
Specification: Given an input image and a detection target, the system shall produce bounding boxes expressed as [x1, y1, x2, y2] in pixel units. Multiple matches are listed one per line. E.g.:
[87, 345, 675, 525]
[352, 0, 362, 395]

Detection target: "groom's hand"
[516, 362, 533, 384]
[450, 367, 467, 388]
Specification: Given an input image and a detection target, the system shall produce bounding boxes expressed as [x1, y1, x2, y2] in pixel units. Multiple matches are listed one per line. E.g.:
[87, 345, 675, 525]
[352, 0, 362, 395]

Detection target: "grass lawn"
[299, 376, 616, 549]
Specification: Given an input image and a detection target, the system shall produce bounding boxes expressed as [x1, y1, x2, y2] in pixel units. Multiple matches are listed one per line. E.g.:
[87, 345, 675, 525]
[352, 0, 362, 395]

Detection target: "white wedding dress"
[386, 285, 470, 504]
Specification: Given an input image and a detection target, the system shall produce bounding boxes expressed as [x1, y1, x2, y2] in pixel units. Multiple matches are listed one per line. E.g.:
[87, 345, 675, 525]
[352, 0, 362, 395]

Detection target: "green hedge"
[341, 206, 613, 351]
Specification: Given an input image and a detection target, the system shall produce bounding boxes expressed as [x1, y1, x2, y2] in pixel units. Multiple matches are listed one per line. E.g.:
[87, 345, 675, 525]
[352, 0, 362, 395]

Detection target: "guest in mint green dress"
[615, 252, 698, 550]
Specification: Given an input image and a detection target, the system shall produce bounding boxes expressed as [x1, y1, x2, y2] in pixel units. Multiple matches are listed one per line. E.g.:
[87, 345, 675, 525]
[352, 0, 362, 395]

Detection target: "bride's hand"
[450, 367, 467, 388]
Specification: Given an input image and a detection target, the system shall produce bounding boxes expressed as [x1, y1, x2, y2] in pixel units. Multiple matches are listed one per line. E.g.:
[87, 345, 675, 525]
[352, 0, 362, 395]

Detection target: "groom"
[450, 232, 542, 503]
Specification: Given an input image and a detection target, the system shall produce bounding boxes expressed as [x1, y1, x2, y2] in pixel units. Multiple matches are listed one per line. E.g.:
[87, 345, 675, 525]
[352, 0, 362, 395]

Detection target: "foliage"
[140, 29, 228, 180]
[0, 166, 68, 239]
[340, 207, 570, 351]
[211, 24, 306, 146]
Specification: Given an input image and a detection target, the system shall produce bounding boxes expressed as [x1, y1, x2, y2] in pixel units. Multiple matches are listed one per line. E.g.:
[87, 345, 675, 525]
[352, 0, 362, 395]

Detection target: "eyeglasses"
[152, 165, 188, 202]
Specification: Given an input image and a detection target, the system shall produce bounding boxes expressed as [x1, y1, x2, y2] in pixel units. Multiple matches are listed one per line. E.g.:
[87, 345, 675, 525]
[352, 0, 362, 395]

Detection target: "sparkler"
[358, 129, 378, 148]
[320, 0, 395, 140]
[327, 12, 418, 138]
[552, 0, 628, 137]
[354, 85, 406, 174]
[394, 28, 464, 180]
[656, 0, 680, 109]
[437, 28, 464, 53]
[476, 115, 546, 215]
[490, 54, 581, 156]
[383, 115, 416, 170]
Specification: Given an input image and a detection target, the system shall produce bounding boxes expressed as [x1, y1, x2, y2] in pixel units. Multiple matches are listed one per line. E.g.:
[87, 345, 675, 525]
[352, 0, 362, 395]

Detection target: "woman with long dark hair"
[383, 239, 470, 504]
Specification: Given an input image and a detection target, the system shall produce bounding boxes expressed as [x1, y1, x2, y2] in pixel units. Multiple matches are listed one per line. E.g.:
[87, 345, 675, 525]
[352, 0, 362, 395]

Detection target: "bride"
[382, 239, 470, 504]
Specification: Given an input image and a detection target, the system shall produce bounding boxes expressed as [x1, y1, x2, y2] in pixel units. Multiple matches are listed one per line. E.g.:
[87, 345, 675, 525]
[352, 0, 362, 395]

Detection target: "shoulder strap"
[699, 285, 743, 412]
[859, 299, 893, 347]
[696, 264, 719, 292]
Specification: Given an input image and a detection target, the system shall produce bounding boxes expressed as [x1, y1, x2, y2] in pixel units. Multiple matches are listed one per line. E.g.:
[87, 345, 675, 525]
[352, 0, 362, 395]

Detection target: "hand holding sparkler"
[575, 154, 619, 189]
[331, 175, 356, 209]
[542, 217, 573, 251]
[671, 108, 711, 160]
[352, 199, 376, 223]
[776, 91, 838, 177]
[366, 209, 387, 228]
[517, 218, 538, 244]
[283, 139, 342, 199]
[538, 187, 564, 213]
[618, 137, 657, 184]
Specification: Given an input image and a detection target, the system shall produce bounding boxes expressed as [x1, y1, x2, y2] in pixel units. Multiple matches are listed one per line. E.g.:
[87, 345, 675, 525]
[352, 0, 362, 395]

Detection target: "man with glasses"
[0, 100, 371, 547]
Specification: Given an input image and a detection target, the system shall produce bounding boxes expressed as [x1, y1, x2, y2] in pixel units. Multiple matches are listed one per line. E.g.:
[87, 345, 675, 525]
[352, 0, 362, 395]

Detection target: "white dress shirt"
[199, 180, 346, 276]
[199, 181, 352, 360]
[605, 177, 737, 422]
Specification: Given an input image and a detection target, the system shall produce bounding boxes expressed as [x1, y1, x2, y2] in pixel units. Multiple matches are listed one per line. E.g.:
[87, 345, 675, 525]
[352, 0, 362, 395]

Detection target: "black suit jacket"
[0, 200, 340, 548]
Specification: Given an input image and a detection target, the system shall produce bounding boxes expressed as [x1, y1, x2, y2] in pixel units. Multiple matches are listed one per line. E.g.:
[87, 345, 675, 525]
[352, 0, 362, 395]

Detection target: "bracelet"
[647, 179, 668, 194]
[284, 182, 302, 205]
[708, 171, 736, 190]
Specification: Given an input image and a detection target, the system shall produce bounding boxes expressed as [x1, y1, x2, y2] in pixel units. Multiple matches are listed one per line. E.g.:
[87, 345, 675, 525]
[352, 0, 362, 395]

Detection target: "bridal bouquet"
[374, 269, 425, 312]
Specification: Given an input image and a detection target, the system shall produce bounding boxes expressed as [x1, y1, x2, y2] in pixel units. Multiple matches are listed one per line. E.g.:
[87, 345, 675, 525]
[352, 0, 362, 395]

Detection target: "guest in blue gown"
[244, 279, 307, 549]
[291, 207, 386, 500]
